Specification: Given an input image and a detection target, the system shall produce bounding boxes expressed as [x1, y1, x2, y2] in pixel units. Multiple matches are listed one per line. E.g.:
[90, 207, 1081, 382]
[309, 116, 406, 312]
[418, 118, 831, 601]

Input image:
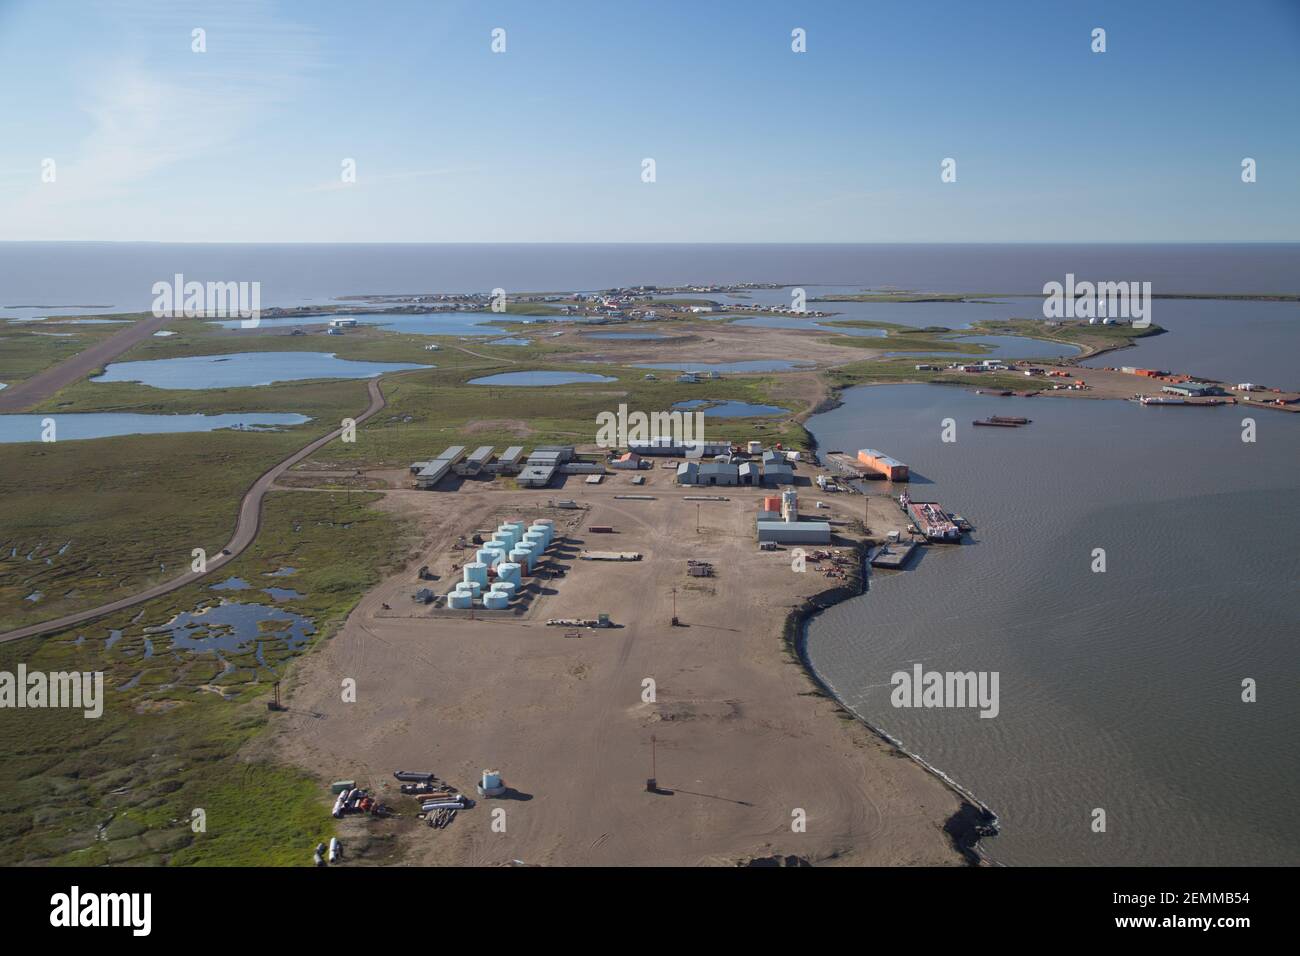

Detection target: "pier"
[869, 540, 919, 569]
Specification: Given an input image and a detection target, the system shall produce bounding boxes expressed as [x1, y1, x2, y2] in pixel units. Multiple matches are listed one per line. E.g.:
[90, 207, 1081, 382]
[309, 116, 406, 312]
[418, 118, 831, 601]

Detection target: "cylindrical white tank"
[495, 527, 518, 550]
[461, 580, 482, 597]
[523, 530, 547, 551]
[475, 548, 497, 565]
[505, 521, 528, 539]
[496, 562, 522, 586]
[463, 562, 488, 586]
[447, 591, 473, 610]
[482, 770, 502, 790]
[509, 546, 533, 573]
[527, 523, 551, 545]
[482, 547, 507, 567]
[483, 592, 509, 610]
[532, 518, 553, 528]
[490, 581, 517, 601]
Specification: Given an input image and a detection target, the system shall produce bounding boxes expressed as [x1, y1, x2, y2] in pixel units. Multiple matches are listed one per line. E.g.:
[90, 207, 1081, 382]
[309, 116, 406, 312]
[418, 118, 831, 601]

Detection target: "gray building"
[756, 520, 831, 544]
[763, 463, 794, 486]
[517, 464, 557, 487]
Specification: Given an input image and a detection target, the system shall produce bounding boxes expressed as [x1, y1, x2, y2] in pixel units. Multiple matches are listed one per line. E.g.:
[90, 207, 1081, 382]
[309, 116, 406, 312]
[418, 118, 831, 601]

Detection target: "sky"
[0, 0, 1297, 242]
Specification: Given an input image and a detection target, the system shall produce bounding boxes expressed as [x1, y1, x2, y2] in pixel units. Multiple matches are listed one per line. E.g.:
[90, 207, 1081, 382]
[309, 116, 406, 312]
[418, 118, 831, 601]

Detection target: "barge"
[899, 491, 961, 542]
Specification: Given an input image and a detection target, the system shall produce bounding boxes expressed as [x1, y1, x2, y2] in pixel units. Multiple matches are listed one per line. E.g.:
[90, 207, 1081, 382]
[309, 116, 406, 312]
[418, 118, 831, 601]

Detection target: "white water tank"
[490, 580, 517, 601]
[509, 546, 534, 573]
[447, 591, 473, 610]
[495, 527, 518, 550]
[496, 562, 522, 586]
[483, 592, 509, 610]
[463, 562, 488, 587]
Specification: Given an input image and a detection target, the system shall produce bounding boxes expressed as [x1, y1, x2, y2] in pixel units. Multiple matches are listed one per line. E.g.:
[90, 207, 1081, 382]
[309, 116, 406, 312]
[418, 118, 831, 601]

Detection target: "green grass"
[0, 325, 120, 386]
[0, 383, 364, 630]
[0, 489, 412, 865]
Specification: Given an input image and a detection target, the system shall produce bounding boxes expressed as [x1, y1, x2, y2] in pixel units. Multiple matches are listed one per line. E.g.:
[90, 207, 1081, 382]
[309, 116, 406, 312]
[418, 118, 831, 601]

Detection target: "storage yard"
[269, 461, 968, 867]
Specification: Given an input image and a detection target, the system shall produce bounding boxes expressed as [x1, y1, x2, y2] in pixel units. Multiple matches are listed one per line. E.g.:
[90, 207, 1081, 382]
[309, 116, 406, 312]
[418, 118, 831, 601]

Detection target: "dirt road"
[0, 378, 388, 644]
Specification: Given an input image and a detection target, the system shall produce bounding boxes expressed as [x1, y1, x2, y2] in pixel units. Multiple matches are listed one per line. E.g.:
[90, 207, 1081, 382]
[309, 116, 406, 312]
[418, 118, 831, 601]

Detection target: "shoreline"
[775, 516, 1001, 865]
[794, 400, 1000, 863]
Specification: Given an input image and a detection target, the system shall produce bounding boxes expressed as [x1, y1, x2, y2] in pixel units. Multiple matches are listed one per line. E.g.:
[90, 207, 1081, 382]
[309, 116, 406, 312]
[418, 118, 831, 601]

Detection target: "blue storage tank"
[483, 592, 509, 610]
[490, 581, 517, 601]
[496, 562, 522, 586]
[463, 562, 488, 587]
[448, 591, 473, 610]
[509, 546, 533, 573]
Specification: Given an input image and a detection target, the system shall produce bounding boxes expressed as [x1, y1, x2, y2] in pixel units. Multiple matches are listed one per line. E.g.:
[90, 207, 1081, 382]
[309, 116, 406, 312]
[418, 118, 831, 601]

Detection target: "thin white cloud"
[1, 0, 324, 232]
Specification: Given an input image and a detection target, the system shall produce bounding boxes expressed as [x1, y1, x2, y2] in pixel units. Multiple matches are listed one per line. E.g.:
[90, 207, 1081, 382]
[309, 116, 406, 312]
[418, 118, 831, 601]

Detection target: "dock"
[869, 540, 918, 569]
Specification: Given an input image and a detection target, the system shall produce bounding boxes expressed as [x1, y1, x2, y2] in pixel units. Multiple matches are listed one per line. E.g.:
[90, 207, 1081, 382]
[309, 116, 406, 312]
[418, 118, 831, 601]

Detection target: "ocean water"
[804, 385, 1300, 866]
[1080, 299, 1300, 391]
[2, 243, 1296, 314]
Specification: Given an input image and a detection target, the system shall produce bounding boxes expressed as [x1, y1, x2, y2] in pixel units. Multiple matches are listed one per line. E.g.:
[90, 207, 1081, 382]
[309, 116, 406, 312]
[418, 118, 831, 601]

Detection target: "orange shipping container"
[763, 496, 783, 512]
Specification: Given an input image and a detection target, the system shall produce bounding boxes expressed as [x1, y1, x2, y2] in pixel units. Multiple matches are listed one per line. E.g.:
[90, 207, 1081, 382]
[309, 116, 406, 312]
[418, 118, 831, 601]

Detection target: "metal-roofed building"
[517, 464, 557, 487]
[455, 445, 496, 476]
[756, 520, 830, 544]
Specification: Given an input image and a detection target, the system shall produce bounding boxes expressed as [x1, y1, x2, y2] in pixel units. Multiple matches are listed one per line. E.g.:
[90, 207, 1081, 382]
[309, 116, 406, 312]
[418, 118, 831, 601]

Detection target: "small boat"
[393, 769, 436, 783]
[973, 418, 1021, 427]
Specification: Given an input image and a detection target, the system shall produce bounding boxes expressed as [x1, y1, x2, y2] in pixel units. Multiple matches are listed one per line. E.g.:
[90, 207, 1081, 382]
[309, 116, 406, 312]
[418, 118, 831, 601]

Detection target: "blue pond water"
[672, 400, 788, 417]
[0, 412, 309, 444]
[210, 577, 252, 591]
[635, 360, 812, 373]
[213, 311, 522, 337]
[263, 587, 304, 601]
[91, 352, 430, 389]
[146, 602, 316, 654]
[469, 371, 617, 386]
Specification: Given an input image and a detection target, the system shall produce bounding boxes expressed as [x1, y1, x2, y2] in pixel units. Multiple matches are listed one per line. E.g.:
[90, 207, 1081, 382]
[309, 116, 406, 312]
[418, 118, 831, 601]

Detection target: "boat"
[898, 492, 961, 541]
[393, 770, 437, 783]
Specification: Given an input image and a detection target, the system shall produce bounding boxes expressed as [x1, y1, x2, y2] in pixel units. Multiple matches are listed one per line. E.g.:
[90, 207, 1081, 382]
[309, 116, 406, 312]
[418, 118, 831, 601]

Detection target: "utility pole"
[670, 587, 679, 627]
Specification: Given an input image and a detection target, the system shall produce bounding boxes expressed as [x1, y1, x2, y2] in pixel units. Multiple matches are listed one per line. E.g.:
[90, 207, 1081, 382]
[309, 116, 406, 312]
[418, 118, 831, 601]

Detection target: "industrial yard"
[270, 470, 966, 867]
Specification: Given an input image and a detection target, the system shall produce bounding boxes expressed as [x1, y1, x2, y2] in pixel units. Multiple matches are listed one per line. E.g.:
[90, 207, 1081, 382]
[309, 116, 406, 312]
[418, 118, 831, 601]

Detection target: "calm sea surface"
[805, 385, 1300, 866]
